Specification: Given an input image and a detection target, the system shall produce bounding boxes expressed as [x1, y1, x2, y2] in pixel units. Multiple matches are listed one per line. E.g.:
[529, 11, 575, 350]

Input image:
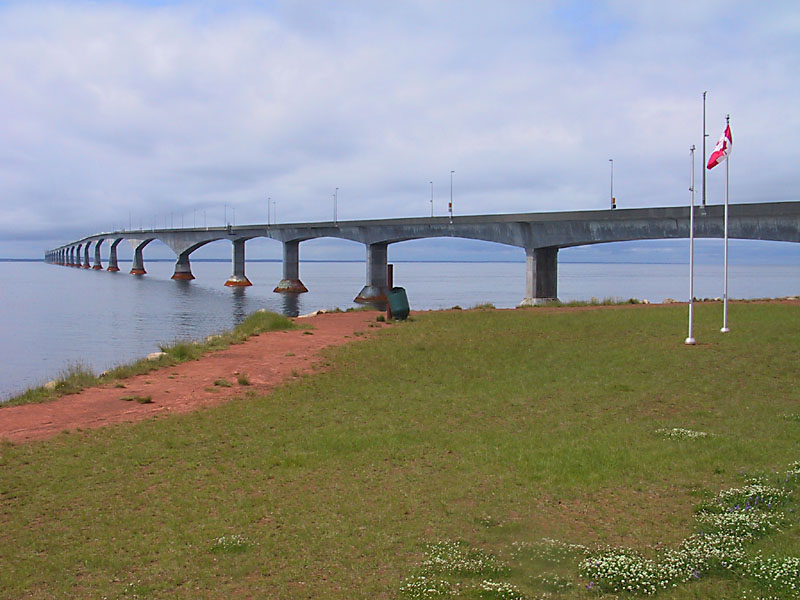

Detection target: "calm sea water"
[1, 259, 798, 400]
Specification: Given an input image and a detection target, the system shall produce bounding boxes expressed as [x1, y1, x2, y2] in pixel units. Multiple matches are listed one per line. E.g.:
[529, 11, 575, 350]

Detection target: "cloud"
[0, 0, 798, 259]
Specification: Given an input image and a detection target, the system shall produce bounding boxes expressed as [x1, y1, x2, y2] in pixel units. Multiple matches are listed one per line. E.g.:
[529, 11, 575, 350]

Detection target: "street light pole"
[430, 181, 434, 217]
[609, 159, 616, 209]
[334, 187, 338, 224]
[449, 170, 454, 223]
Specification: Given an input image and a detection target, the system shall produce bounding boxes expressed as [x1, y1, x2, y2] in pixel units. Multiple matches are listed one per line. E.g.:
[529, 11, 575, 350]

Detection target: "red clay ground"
[0, 310, 387, 444]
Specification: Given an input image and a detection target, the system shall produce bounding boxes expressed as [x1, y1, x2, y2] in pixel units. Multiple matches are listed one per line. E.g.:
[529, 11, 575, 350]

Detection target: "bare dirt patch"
[0, 311, 387, 443]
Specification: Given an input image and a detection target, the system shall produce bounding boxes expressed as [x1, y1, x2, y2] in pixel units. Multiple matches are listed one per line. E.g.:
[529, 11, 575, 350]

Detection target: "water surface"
[1, 260, 798, 400]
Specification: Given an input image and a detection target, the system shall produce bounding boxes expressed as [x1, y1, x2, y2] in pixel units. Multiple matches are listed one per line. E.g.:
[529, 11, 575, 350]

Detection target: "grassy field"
[1, 302, 799, 599]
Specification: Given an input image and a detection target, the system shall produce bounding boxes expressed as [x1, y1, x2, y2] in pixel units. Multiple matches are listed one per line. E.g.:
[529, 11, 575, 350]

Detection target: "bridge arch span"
[47, 201, 800, 305]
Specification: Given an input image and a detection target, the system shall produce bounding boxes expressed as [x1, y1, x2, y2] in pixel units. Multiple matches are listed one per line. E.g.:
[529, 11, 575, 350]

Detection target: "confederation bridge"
[46, 201, 800, 306]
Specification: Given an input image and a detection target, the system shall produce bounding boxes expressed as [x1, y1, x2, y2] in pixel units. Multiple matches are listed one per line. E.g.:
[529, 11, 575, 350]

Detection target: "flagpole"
[702, 91, 708, 209]
[721, 114, 730, 333]
[685, 145, 696, 345]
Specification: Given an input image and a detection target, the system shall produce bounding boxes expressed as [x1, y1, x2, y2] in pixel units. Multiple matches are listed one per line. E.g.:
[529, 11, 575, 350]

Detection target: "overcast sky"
[1, 0, 799, 261]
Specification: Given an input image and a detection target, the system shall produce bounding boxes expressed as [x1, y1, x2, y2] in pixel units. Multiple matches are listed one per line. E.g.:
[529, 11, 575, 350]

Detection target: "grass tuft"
[3, 363, 98, 406]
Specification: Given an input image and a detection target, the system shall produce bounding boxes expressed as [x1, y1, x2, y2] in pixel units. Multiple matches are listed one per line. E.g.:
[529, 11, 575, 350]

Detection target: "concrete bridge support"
[82, 243, 91, 268]
[520, 246, 559, 306]
[171, 251, 195, 280]
[225, 238, 252, 286]
[67, 247, 73, 266]
[130, 241, 150, 275]
[92, 239, 104, 269]
[355, 242, 389, 304]
[74, 244, 82, 267]
[273, 240, 308, 293]
[107, 239, 121, 271]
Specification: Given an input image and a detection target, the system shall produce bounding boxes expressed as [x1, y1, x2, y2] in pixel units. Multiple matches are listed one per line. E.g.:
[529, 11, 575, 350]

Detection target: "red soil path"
[0, 310, 387, 444]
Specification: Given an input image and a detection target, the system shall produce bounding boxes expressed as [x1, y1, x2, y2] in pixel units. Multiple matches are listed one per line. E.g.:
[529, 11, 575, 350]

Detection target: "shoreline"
[0, 309, 388, 443]
[3, 295, 799, 406]
[2, 298, 798, 443]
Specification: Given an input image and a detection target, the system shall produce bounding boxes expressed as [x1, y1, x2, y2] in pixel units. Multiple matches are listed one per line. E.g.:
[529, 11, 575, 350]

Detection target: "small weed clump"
[421, 540, 508, 577]
[236, 374, 250, 386]
[470, 302, 496, 310]
[400, 541, 520, 599]
[120, 395, 153, 404]
[159, 341, 202, 362]
[655, 427, 711, 440]
[213, 379, 232, 388]
[210, 534, 251, 554]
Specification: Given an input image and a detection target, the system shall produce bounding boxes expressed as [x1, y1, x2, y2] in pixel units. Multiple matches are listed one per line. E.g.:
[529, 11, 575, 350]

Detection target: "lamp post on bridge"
[609, 159, 616, 210]
[430, 181, 434, 217]
[449, 170, 454, 223]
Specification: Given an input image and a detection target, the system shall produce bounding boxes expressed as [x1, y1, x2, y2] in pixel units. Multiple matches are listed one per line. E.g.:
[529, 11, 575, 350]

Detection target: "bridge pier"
[107, 239, 121, 271]
[82, 242, 91, 268]
[130, 242, 147, 275]
[273, 240, 308, 293]
[355, 242, 389, 304]
[519, 246, 559, 306]
[92, 239, 104, 269]
[225, 239, 252, 286]
[171, 251, 195, 280]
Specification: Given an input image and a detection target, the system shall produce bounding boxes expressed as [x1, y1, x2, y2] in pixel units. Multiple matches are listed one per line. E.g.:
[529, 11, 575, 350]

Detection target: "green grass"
[1, 311, 295, 407]
[1, 303, 799, 599]
[524, 296, 645, 307]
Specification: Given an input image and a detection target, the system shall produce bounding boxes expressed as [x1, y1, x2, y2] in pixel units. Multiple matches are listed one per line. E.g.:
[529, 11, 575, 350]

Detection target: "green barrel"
[387, 286, 410, 320]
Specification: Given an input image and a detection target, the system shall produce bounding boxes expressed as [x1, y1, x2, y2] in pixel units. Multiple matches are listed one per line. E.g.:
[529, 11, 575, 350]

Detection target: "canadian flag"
[707, 123, 732, 170]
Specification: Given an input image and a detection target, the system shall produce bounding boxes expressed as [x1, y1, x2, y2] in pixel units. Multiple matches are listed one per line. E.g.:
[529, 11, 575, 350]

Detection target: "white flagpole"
[685, 145, 696, 345]
[721, 114, 730, 333]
